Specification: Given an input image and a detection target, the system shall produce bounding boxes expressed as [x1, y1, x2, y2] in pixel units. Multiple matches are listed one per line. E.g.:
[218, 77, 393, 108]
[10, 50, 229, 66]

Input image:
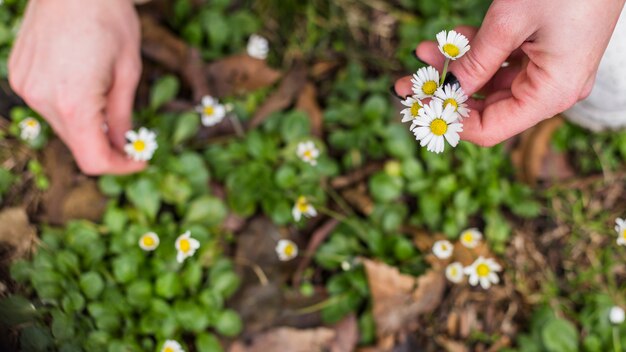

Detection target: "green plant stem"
[317, 206, 368, 242]
[323, 181, 355, 217]
[614, 326, 622, 352]
[439, 58, 450, 86]
[294, 293, 346, 315]
[228, 113, 245, 138]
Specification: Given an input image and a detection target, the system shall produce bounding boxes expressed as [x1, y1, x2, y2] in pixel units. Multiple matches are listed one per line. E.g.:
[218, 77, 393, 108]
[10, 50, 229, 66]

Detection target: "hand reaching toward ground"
[394, 0, 626, 146]
[8, 0, 146, 175]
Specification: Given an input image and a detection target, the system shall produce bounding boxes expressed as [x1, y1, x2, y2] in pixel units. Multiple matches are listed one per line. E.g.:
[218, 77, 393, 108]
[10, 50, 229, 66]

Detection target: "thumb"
[106, 54, 142, 150]
[449, 7, 533, 94]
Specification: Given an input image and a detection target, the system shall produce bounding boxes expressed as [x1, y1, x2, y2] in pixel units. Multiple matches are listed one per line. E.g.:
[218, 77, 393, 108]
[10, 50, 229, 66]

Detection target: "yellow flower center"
[204, 106, 215, 116]
[440, 243, 448, 251]
[443, 43, 460, 57]
[449, 266, 458, 276]
[164, 348, 174, 352]
[179, 238, 190, 253]
[303, 150, 312, 159]
[622, 229, 626, 240]
[462, 233, 473, 243]
[476, 263, 490, 277]
[133, 140, 146, 152]
[296, 197, 309, 212]
[142, 236, 155, 247]
[422, 81, 438, 95]
[283, 243, 295, 257]
[443, 98, 458, 111]
[430, 118, 448, 136]
[26, 120, 37, 127]
[410, 102, 421, 117]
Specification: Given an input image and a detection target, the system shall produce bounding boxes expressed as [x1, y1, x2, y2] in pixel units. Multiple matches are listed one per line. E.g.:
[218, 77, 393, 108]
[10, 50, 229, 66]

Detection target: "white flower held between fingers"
[19, 117, 41, 141]
[138, 232, 160, 251]
[436, 30, 470, 60]
[411, 66, 440, 99]
[196, 95, 226, 127]
[610, 306, 625, 324]
[413, 100, 463, 154]
[615, 217, 626, 246]
[247, 34, 269, 60]
[296, 141, 320, 166]
[275, 239, 298, 261]
[400, 96, 423, 130]
[464, 256, 502, 289]
[445, 262, 464, 283]
[161, 340, 184, 352]
[432, 240, 453, 259]
[124, 127, 158, 161]
[292, 196, 317, 221]
[175, 231, 200, 263]
[459, 228, 482, 249]
[434, 84, 470, 119]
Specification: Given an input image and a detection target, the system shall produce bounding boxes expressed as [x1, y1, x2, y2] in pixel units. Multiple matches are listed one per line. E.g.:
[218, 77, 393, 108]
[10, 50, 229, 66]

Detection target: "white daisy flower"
[275, 239, 298, 261]
[464, 256, 502, 289]
[175, 231, 200, 263]
[138, 232, 160, 251]
[413, 100, 463, 154]
[124, 127, 158, 161]
[247, 34, 269, 60]
[434, 84, 470, 119]
[436, 30, 470, 60]
[411, 66, 440, 99]
[296, 141, 320, 166]
[615, 217, 626, 246]
[432, 240, 453, 259]
[292, 196, 317, 222]
[400, 96, 423, 131]
[459, 228, 482, 249]
[19, 117, 41, 141]
[445, 262, 464, 283]
[196, 96, 226, 127]
[610, 306, 625, 324]
[161, 340, 184, 352]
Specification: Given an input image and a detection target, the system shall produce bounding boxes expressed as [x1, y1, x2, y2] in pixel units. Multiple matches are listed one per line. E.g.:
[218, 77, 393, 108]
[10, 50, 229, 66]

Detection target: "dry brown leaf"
[60, 180, 107, 223]
[140, 15, 187, 70]
[331, 314, 358, 352]
[207, 54, 282, 97]
[435, 337, 469, 352]
[295, 82, 323, 137]
[0, 207, 36, 259]
[229, 327, 336, 352]
[363, 259, 445, 341]
[341, 185, 374, 216]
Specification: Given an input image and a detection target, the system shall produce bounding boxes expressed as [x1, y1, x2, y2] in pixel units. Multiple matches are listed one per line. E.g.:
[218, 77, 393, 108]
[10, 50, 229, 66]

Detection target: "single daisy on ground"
[445, 262, 464, 283]
[292, 196, 317, 221]
[464, 256, 502, 289]
[400, 96, 423, 130]
[436, 30, 470, 60]
[275, 239, 298, 261]
[19, 117, 41, 141]
[610, 306, 625, 324]
[161, 340, 184, 352]
[247, 34, 269, 60]
[413, 100, 463, 154]
[175, 231, 200, 263]
[196, 95, 226, 127]
[432, 239, 453, 259]
[459, 228, 482, 249]
[615, 217, 626, 246]
[138, 232, 160, 251]
[124, 127, 158, 161]
[411, 66, 440, 99]
[296, 141, 320, 166]
[434, 84, 470, 119]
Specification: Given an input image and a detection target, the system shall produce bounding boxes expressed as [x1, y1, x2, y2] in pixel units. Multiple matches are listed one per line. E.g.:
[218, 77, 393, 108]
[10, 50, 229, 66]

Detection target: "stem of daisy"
[228, 113, 245, 137]
[614, 326, 623, 352]
[471, 93, 486, 100]
[317, 206, 368, 242]
[234, 256, 269, 286]
[294, 293, 347, 315]
[440, 58, 450, 86]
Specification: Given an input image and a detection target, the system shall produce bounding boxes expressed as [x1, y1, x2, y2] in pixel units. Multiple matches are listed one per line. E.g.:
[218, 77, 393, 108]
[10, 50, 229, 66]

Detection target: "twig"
[234, 256, 269, 286]
[292, 218, 340, 286]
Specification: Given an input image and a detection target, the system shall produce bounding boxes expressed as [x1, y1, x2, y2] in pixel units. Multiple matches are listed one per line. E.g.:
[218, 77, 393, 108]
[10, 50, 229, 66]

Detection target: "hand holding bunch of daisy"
[400, 30, 470, 154]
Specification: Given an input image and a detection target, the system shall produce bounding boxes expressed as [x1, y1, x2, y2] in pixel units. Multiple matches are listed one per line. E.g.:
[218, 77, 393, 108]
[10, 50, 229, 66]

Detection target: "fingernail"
[389, 85, 404, 100]
[443, 72, 460, 88]
[412, 51, 428, 66]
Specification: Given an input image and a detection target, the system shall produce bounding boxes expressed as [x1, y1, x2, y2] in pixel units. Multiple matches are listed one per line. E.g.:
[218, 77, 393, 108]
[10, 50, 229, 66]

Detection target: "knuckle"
[55, 94, 80, 119]
[74, 157, 106, 176]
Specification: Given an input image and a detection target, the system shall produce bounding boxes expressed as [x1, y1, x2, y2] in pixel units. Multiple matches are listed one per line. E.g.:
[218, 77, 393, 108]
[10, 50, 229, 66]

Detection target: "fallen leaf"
[207, 55, 282, 97]
[229, 327, 336, 352]
[331, 314, 358, 352]
[341, 185, 374, 216]
[363, 259, 445, 341]
[435, 337, 469, 352]
[60, 180, 107, 223]
[0, 207, 36, 260]
[295, 82, 323, 137]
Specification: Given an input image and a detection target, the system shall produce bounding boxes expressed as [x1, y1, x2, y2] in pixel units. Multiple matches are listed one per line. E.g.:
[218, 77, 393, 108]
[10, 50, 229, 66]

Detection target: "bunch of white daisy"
[615, 217, 626, 246]
[124, 127, 158, 161]
[247, 34, 269, 60]
[19, 117, 41, 141]
[275, 239, 298, 261]
[292, 196, 317, 221]
[400, 30, 471, 154]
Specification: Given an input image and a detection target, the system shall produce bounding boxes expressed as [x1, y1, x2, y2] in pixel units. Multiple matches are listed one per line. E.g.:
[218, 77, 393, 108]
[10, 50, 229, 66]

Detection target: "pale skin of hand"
[394, 0, 626, 147]
[9, 0, 146, 175]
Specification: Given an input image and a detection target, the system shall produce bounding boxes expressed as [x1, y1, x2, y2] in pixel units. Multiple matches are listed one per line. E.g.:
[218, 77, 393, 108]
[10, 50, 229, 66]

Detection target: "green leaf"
[155, 272, 182, 300]
[98, 175, 123, 197]
[369, 173, 403, 203]
[126, 178, 161, 221]
[0, 295, 38, 325]
[127, 280, 152, 309]
[51, 311, 75, 341]
[215, 309, 242, 337]
[61, 291, 85, 313]
[55, 250, 79, 276]
[112, 256, 139, 284]
[279, 111, 310, 143]
[184, 195, 227, 227]
[210, 271, 240, 299]
[172, 112, 200, 145]
[362, 94, 388, 122]
[541, 318, 579, 352]
[160, 173, 193, 206]
[202, 10, 230, 48]
[20, 325, 54, 352]
[174, 300, 210, 332]
[150, 75, 180, 110]
[196, 332, 224, 352]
